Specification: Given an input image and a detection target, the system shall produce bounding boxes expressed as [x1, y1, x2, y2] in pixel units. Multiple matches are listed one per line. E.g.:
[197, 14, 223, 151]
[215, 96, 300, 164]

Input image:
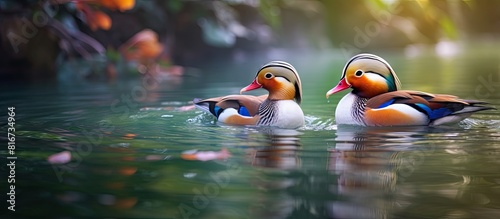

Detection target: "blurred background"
[2, 2, 500, 218]
[1, 0, 499, 83]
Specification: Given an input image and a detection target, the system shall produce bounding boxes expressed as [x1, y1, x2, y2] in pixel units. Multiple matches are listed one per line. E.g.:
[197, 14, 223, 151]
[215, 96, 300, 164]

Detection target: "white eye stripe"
[364, 73, 387, 84]
[274, 77, 289, 83]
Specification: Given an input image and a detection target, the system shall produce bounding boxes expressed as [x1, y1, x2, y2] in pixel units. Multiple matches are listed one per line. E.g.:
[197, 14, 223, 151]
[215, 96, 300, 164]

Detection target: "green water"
[2, 48, 500, 219]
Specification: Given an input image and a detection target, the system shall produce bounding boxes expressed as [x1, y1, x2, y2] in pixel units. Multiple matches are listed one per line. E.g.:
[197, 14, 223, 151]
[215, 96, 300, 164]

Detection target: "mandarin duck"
[326, 53, 493, 126]
[194, 61, 304, 129]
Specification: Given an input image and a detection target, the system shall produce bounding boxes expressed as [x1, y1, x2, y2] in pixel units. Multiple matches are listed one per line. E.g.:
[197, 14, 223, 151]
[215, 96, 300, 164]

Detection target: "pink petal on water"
[48, 151, 72, 164]
[195, 151, 219, 161]
[177, 105, 195, 111]
[145, 155, 165, 161]
[181, 148, 231, 161]
[216, 148, 231, 159]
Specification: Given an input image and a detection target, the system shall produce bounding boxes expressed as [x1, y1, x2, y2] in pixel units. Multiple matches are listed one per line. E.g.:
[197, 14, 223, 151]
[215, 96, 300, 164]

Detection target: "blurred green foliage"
[0, 0, 499, 82]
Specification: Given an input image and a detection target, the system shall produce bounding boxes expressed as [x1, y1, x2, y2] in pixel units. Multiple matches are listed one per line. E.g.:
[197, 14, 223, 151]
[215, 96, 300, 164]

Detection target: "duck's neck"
[335, 92, 367, 125]
[267, 85, 296, 102]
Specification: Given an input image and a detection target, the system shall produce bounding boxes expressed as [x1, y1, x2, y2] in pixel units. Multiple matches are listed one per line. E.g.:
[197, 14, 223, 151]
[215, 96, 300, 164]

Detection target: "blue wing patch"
[415, 103, 452, 120]
[213, 106, 222, 117]
[238, 106, 250, 116]
[212, 106, 249, 118]
[376, 99, 395, 108]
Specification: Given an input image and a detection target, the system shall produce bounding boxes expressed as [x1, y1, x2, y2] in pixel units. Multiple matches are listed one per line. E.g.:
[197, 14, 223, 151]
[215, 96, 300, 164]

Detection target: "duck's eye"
[354, 70, 363, 77]
[264, 73, 273, 79]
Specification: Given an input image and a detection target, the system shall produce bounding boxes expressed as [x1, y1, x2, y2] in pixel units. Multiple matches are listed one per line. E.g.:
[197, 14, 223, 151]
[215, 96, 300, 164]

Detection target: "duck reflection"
[245, 127, 302, 219]
[327, 125, 430, 219]
[248, 128, 302, 169]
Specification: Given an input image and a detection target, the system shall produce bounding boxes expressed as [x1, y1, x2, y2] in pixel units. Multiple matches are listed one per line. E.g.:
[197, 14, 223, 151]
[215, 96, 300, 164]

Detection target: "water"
[1, 49, 500, 219]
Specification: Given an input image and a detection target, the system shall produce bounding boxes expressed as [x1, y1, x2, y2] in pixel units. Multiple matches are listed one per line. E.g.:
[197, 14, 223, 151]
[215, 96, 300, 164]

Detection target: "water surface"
[2, 49, 500, 219]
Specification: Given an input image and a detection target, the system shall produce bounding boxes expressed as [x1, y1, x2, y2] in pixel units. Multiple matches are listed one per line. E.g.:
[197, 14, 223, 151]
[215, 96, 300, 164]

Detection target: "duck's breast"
[259, 100, 304, 129]
[335, 92, 365, 126]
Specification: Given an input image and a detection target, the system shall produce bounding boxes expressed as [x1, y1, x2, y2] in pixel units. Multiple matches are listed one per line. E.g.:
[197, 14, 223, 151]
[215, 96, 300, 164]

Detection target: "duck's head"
[241, 61, 302, 104]
[326, 53, 401, 99]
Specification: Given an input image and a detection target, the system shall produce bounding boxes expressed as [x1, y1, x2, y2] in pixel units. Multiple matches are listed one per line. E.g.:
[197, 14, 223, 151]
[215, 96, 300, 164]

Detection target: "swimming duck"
[326, 53, 493, 126]
[194, 61, 304, 129]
